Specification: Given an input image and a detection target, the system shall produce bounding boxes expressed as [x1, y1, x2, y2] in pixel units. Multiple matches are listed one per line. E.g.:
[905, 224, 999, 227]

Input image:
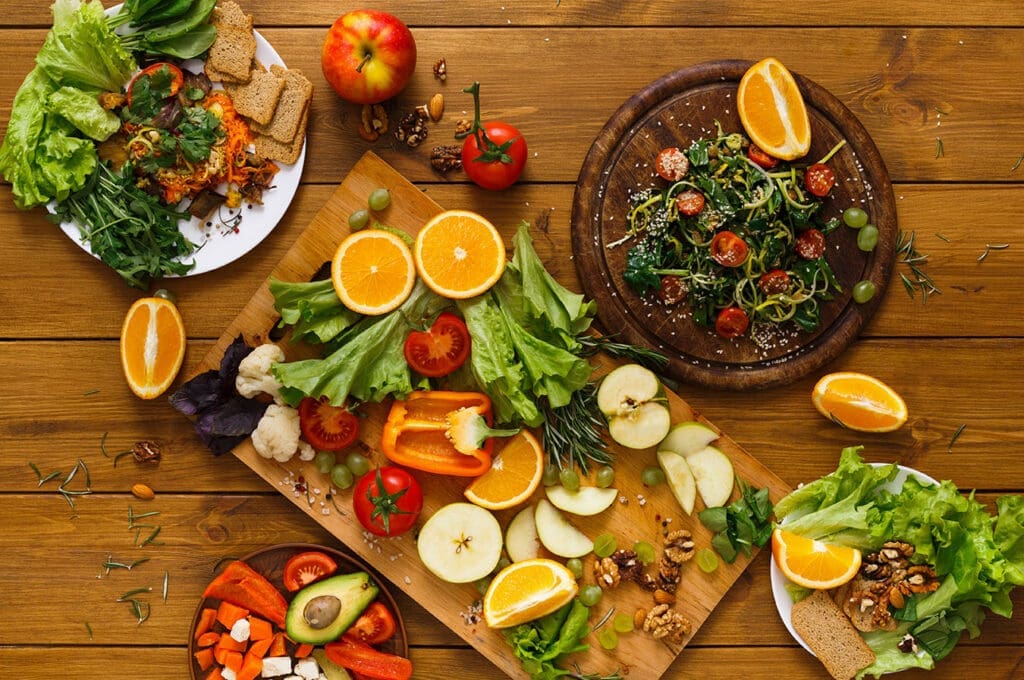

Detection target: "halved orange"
[737, 57, 811, 161]
[120, 297, 186, 400]
[482, 558, 578, 628]
[812, 371, 908, 433]
[414, 210, 506, 299]
[771, 528, 862, 590]
[331, 229, 416, 315]
[464, 430, 544, 510]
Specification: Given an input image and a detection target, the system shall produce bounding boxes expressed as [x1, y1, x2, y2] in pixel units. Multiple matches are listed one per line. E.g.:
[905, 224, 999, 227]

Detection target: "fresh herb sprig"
[541, 383, 613, 474]
[698, 479, 773, 563]
[896, 230, 941, 303]
[574, 334, 669, 372]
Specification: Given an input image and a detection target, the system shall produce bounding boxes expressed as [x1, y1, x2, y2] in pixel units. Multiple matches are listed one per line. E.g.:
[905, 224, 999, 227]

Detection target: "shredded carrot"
[205, 91, 252, 187]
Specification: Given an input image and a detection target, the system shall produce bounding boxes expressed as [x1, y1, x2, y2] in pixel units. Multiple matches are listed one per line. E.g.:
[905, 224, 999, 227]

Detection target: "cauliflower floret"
[297, 440, 316, 461]
[235, 343, 285, 404]
[251, 404, 304, 462]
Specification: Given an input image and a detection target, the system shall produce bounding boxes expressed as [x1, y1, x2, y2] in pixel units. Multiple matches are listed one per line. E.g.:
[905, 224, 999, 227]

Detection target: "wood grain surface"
[1, 1, 1022, 679]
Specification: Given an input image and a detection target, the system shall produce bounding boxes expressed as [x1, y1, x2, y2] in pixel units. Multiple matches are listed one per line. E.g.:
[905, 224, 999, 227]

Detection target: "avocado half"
[285, 571, 379, 644]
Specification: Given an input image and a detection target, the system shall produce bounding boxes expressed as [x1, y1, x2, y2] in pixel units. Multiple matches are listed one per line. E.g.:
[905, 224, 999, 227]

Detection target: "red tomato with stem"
[675, 190, 706, 216]
[354, 467, 422, 537]
[298, 397, 360, 451]
[795, 228, 827, 260]
[655, 147, 690, 181]
[804, 163, 836, 197]
[345, 602, 397, 645]
[282, 551, 338, 592]
[715, 307, 750, 339]
[758, 269, 792, 295]
[126, 62, 184, 106]
[403, 312, 471, 377]
[459, 82, 527, 190]
[709, 230, 749, 267]
[747, 144, 779, 169]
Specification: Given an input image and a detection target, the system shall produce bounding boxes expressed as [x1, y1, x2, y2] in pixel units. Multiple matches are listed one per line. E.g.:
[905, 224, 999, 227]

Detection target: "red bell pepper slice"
[324, 637, 413, 680]
[202, 561, 288, 627]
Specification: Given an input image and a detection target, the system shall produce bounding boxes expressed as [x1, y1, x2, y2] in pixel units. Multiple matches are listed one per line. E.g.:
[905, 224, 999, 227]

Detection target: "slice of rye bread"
[254, 106, 308, 165]
[206, 26, 257, 83]
[211, 1, 252, 30]
[791, 590, 876, 680]
[225, 63, 286, 125]
[251, 66, 313, 144]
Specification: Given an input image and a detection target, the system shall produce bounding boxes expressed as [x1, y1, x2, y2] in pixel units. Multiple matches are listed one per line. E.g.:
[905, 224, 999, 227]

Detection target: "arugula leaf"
[623, 244, 663, 295]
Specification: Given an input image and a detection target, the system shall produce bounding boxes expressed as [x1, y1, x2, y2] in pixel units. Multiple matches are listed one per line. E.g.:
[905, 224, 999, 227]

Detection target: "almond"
[427, 93, 444, 122]
[654, 588, 677, 605]
[131, 483, 155, 500]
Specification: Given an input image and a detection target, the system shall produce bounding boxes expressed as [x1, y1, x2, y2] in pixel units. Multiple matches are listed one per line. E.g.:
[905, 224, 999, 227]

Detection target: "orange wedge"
[331, 229, 416, 315]
[772, 528, 862, 590]
[483, 558, 579, 628]
[464, 430, 544, 510]
[120, 297, 186, 400]
[812, 372, 908, 433]
[414, 210, 506, 299]
[737, 57, 811, 161]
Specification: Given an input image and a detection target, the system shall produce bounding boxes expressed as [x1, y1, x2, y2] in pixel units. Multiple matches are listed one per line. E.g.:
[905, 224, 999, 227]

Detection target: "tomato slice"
[674, 190, 706, 217]
[345, 602, 397, 645]
[758, 269, 792, 295]
[709, 230, 749, 267]
[298, 397, 360, 451]
[715, 306, 750, 339]
[655, 147, 690, 182]
[126, 62, 184, 106]
[747, 144, 779, 169]
[804, 163, 836, 197]
[795, 228, 827, 260]
[403, 312, 471, 378]
[282, 551, 338, 592]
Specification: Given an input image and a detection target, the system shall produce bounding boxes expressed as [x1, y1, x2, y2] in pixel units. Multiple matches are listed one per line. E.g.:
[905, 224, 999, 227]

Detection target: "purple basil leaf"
[168, 370, 222, 415]
[219, 335, 253, 386]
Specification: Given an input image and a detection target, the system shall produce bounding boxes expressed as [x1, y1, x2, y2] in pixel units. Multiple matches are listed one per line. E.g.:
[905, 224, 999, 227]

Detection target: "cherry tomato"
[747, 144, 779, 169]
[298, 397, 360, 451]
[126, 62, 184, 106]
[758, 269, 792, 295]
[709, 230, 749, 267]
[804, 163, 836, 197]
[715, 307, 750, 339]
[655, 147, 690, 182]
[345, 602, 397, 645]
[674, 190, 706, 216]
[462, 121, 528, 190]
[656, 275, 686, 305]
[354, 466, 422, 537]
[795, 228, 827, 260]
[403, 312, 471, 378]
[282, 551, 338, 592]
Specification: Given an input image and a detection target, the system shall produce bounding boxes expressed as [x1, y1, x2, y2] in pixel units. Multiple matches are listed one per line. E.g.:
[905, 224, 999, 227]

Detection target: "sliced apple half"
[597, 364, 672, 449]
[545, 485, 618, 517]
[417, 502, 503, 583]
[534, 499, 594, 558]
[505, 504, 541, 563]
[657, 450, 696, 515]
[686, 445, 735, 508]
[659, 421, 719, 457]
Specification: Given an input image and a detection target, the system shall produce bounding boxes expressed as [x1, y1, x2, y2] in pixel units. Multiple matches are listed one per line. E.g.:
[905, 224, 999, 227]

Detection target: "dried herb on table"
[896, 230, 940, 303]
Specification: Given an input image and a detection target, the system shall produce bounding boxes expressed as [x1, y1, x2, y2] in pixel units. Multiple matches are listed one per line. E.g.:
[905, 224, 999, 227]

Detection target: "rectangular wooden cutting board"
[192, 151, 792, 678]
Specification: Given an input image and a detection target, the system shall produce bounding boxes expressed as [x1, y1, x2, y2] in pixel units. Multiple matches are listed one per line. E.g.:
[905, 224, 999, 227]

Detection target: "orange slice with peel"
[771, 528, 862, 590]
[482, 558, 578, 628]
[120, 297, 186, 400]
[331, 229, 416, 315]
[464, 430, 544, 510]
[414, 210, 506, 299]
[811, 371, 908, 433]
[737, 57, 811, 161]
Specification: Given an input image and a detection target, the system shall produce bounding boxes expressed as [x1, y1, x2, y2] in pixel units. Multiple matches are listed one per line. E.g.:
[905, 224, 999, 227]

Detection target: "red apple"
[321, 10, 417, 105]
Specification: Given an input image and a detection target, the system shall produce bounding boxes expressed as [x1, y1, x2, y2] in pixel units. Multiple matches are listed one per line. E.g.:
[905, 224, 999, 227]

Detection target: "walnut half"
[593, 557, 621, 589]
[430, 145, 462, 174]
[642, 604, 692, 643]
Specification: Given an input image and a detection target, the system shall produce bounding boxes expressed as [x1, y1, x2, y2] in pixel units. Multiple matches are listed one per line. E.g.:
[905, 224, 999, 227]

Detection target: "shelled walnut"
[663, 530, 696, 564]
[358, 104, 388, 141]
[454, 118, 472, 137]
[430, 145, 462, 173]
[432, 57, 447, 81]
[838, 541, 940, 632]
[593, 557, 620, 588]
[131, 440, 162, 464]
[609, 549, 643, 582]
[395, 109, 428, 147]
[642, 604, 691, 643]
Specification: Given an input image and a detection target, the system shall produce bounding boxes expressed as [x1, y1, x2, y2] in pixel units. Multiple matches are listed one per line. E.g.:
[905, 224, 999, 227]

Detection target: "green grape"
[348, 209, 370, 231]
[597, 627, 618, 650]
[152, 288, 177, 304]
[633, 541, 656, 565]
[330, 464, 354, 489]
[368, 188, 391, 211]
[843, 206, 869, 228]
[314, 451, 336, 475]
[613, 613, 635, 633]
[641, 466, 666, 486]
[494, 556, 511, 573]
[696, 548, 719, 573]
[345, 451, 371, 477]
[578, 584, 603, 607]
[559, 468, 581, 492]
[475, 576, 492, 595]
[857, 224, 879, 252]
[565, 558, 584, 579]
[595, 465, 616, 488]
[542, 464, 560, 487]
[852, 280, 877, 304]
[593, 532, 617, 558]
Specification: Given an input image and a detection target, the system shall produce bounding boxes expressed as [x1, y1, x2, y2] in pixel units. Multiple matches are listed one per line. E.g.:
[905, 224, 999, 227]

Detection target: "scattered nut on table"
[430, 145, 462, 173]
[427, 93, 445, 122]
[131, 440, 162, 464]
[432, 57, 447, 81]
[131, 483, 155, 500]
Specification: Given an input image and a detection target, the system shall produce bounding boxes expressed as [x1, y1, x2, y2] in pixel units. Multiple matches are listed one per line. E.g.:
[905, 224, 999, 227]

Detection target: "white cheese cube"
[294, 658, 320, 679]
[229, 617, 251, 643]
[221, 668, 237, 680]
[261, 656, 294, 677]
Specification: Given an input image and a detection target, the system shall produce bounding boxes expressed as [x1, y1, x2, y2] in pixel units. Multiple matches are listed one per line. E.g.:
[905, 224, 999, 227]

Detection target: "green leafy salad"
[776, 447, 1024, 677]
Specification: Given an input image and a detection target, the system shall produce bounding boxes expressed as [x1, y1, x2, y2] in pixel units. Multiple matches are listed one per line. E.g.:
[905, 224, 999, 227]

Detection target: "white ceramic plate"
[55, 8, 306, 277]
[769, 463, 940, 654]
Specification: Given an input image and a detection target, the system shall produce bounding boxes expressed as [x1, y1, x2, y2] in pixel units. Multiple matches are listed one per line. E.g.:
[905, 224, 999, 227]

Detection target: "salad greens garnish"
[269, 278, 362, 345]
[504, 599, 593, 680]
[698, 480, 772, 563]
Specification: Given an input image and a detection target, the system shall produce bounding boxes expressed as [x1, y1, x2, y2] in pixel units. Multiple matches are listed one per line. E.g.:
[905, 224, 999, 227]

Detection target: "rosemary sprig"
[85, 621, 93, 639]
[58, 458, 93, 513]
[139, 526, 163, 547]
[541, 383, 613, 474]
[1012, 153, 1024, 173]
[591, 606, 616, 631]
[896, 230, 941, 303]
[977, 243, 1010, 263]
[948, 423, 967, 452]
[935, 137, 945, 158]
[162, 571, 169, 603]
[83, 388, 100, 396]
[935, 233, 950, 243]
[127, 505, 160, 528]
[28, 462, 63, 487]
[103, 556, 150, 573]
[574, 334, 670, 371]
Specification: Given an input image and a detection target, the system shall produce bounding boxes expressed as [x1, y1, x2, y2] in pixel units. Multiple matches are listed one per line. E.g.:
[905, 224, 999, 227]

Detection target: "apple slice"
[657, 450, 697, 515]
[597, 364, 672, 449]
[545, 485, 618, 517]
[505, 504, 541, 562]
[659, 421, 719, 457]
[686, 445, 735, 508]
[417, 502, 503, 583]
[534, 499, 593, 558]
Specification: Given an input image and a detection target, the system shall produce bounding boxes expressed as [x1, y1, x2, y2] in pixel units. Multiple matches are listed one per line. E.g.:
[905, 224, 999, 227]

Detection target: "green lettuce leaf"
[268, 278, 361, 345]
[37, 0, 135, 93]
[0, 67, 62, 208]
[48, 86, 119, 141]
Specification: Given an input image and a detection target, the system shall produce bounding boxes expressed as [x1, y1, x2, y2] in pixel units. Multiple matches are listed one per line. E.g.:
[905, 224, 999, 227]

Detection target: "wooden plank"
[0, 183, 1021, 340]
[4, 0, 1024, 27]
[3, 29, 1024, 184]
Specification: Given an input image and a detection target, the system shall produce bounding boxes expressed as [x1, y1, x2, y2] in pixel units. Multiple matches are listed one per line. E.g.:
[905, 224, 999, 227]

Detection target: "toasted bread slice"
[206, 26, 256, 83]
[225, 63, 286, 125]
[254, 106, 308, 165]
[211, 1, 252, 31]
[791, 590, 876, 680]
[251, 66, 313, 144]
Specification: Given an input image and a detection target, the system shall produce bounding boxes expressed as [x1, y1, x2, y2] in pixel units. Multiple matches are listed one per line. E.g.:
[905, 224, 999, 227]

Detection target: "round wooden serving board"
[571, 60, 897, 390]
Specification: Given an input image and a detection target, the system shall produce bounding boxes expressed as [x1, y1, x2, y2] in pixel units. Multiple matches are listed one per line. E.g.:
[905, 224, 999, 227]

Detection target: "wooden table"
[2, 2, 1022, 678]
